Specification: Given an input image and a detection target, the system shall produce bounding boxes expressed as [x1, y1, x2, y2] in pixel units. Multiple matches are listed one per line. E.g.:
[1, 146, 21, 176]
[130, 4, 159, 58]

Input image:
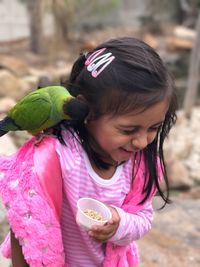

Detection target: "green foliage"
[34, 0, 121, 16]
[19, 0, 27, 4]
[79, 0, 120, 15]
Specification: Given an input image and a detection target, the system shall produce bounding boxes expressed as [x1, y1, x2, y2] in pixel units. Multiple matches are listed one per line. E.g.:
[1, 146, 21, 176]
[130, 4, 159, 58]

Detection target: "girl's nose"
[132, 132, 148, 151]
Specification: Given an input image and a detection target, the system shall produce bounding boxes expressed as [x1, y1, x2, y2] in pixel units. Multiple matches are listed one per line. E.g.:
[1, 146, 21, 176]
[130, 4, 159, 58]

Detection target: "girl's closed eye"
[118, 127, 138, 135]
[148, 123, 163, 132]
[122, 128, 138, 135]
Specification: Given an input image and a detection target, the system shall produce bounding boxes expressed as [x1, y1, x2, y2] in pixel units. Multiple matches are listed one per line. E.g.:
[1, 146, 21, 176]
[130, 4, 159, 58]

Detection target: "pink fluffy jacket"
[0, 136, 159, 267]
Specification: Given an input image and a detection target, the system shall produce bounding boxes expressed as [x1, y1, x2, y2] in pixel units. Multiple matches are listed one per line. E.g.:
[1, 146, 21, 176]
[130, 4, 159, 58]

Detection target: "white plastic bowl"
[76, 197, 112, 230]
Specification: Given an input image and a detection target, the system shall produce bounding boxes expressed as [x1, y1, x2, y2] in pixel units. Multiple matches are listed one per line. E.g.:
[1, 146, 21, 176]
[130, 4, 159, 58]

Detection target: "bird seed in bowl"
[84, 209, 103, 221]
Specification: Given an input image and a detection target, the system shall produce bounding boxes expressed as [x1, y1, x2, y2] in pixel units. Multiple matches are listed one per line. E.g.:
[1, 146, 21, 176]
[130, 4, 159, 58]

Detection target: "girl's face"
[87, 100, 169, 164]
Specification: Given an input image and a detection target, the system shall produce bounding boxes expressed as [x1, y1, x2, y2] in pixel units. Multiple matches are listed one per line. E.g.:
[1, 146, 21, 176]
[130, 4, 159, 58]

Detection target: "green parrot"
[0, 85, 88, 137]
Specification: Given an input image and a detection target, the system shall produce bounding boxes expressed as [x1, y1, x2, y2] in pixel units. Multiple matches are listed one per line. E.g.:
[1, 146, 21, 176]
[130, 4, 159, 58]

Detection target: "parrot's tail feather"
[64, 99, 89, 121]
[0, 116, 20, 133]
[0, 130, 7, 137]
[0, 117, 10, 136]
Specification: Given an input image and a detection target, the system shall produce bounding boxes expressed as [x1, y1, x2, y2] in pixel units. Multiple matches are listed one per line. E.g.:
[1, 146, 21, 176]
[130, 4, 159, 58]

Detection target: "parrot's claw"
[34, 134, 45, 145]
[34, 129, 54, 146]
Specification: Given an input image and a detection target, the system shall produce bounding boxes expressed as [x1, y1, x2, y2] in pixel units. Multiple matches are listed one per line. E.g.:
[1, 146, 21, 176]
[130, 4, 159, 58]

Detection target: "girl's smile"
[86, 100, 169, 164]
[117, 147, 134, 159]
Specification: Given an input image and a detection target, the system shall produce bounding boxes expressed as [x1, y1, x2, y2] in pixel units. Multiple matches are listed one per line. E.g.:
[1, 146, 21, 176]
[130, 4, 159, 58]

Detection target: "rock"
[138, 196, 200, 267]
[22, 75, 39, 92]
[29, 65, 72, 86]
[164, 108, 200, 184]
[37, 75, 54, 88]
[179, 186, 200, 199]
[173, 26, 196, 40]
[0, 54, 30, 77]
[166, 157, 194, 190]
[166, 36, 193, 51]
[79, 39, 97, 53]
[52, 65, 72, 82]
[29, 68, 58, 85]
[0, 70, 30, 100]
[0, 97, 16, 114]
[143, 33, 160, 49]
[0, 134, 17, 155]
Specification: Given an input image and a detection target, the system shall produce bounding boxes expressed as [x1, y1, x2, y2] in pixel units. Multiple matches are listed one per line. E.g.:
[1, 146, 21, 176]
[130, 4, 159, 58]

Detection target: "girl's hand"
[88, 206, 120, 243]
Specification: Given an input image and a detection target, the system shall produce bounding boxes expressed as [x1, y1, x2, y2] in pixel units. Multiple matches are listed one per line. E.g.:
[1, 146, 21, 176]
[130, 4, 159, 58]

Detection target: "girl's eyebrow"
[118, 121, 164, 128]
[118, 124, 139, 129]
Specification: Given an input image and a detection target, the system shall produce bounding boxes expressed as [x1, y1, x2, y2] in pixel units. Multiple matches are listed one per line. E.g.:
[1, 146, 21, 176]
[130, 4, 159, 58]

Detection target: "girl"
[0, 37, 177, 267]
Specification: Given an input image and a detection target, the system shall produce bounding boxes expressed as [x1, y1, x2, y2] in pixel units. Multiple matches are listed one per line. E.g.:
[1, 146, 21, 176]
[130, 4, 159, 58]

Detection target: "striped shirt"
[56, 130, 153, 267]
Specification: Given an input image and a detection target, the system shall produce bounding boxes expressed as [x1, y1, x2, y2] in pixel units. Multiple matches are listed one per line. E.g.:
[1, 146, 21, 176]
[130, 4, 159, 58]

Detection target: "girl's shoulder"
[56, 129, 84, 171]
[56, 129, 83, 153]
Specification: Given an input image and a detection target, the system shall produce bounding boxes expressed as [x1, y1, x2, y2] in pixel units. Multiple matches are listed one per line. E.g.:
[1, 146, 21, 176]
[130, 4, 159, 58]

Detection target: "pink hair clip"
[85, 48, 115, 78]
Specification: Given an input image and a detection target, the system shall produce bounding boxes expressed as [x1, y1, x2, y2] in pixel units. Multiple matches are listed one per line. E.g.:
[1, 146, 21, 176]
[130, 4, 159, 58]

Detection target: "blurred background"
[0, 0, 200, 266]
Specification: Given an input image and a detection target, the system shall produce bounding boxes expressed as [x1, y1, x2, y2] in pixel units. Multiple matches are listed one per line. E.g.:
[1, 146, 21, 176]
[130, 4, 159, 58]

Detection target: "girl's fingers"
[89, 231, 114, 242]
[91, 223, 114, 234]
[89, 223, 117, 241]
[88, 205, 120, 242]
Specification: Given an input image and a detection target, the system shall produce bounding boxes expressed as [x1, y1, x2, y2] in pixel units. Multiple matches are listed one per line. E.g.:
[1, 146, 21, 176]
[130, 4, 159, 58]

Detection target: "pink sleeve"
[109, 156, 163, 246]
[109, 200, 153, 246]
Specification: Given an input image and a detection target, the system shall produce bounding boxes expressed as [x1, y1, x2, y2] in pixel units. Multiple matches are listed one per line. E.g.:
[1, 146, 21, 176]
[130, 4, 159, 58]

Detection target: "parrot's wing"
[8, 91, 52, 131]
